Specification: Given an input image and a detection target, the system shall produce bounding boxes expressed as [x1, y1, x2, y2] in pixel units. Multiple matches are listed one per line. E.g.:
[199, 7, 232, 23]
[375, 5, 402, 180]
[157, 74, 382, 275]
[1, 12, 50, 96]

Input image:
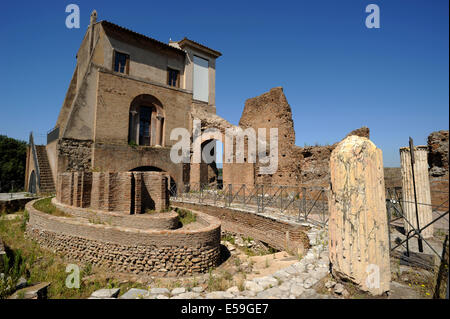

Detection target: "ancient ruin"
[400, 146, 434, 239]
[328, 136, 390, 295]
[15, 10, 448, 299]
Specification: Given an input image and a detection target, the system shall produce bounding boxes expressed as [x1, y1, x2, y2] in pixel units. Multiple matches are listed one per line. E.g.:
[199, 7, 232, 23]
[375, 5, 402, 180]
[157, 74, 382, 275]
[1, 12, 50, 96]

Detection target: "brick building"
[25, 10, 222, 194]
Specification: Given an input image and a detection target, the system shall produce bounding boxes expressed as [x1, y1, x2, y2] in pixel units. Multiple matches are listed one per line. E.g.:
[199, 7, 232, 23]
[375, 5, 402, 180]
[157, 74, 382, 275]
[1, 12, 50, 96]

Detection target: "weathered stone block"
[328, 136, 390, 295]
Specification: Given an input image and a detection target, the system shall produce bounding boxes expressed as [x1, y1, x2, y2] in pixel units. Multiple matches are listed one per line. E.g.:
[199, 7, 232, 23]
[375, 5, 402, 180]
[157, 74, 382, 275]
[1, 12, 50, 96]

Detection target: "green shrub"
[0, 249, 27, 299]
[175, 208, 196, 226]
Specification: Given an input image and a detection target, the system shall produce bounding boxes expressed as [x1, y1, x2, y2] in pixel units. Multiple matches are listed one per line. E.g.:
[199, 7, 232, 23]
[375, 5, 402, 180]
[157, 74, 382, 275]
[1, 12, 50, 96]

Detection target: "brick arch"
[128, 94, 165, 146]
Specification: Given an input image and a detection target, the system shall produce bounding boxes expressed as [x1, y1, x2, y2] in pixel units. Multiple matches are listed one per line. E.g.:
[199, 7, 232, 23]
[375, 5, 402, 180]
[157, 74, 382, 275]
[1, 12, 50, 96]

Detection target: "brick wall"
[57, 171, 169, 214]
[53, 198, 179, 230]
[171, 201, 310, 254]
[26, 200, 221, 276]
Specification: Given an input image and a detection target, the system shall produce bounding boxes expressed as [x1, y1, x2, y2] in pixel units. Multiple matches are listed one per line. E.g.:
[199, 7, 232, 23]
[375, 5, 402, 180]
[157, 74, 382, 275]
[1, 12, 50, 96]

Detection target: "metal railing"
[386, 187, 449, 260]
[170, 182, 329, 227]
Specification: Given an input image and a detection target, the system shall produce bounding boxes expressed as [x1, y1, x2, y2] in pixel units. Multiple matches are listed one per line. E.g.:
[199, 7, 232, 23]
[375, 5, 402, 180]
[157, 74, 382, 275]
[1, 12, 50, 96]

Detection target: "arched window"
[128, 95, 164, 146]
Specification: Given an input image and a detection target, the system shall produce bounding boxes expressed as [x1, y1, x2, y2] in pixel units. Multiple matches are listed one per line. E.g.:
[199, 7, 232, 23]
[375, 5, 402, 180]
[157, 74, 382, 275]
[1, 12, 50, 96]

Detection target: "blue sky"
[0, 0, 448, 167]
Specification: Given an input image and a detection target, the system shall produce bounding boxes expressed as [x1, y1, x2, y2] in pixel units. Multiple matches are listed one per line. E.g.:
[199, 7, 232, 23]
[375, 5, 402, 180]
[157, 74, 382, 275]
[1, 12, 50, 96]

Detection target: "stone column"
[328, 136, 390, 295]
[155, 115, 163, 146]
[150, 112, 157, 146]
[400, 146, 433, 239]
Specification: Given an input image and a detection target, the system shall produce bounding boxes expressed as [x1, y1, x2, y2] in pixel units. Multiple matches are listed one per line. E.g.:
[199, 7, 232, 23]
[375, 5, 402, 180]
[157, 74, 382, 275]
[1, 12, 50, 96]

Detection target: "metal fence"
[170, 183, 329, 227]
[386, 187, 449, 263]
[385, 186, 449, 298]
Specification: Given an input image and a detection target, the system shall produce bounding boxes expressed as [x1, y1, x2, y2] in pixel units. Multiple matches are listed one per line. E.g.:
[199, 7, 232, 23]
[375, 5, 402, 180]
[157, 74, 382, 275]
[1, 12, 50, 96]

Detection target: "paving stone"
[290, 284, 305, 297]
[272, 270, 289, 280]
[205, 291, 229, 299]
[303, 278, 318, 289]
[333, 283, 345, 295]
[279, 282, 291, 292]
[171, 287, 186, 295]
[297, 273, 310, 281]
[149, 287, 170, 295]
[306, 263, 316, 271]
[119, 288, 149, 299]
[302, 289, 319, 299]
[242, 290, 257, 297]
[9, 282, 50, 300]
[172, 292, 200, 299]
[191, 286, 204, 293]
[254, 276, 278, 289]
[156, 294, 169, 299]
[244, 281, 264, 293]
[309, 269, 327, 280]
[256, 287, 283, 299]
[284, 266, 299, 275]
[226, 286, 240, 294]
[90, 288, 120, 299]
[292, 263, 306, 273]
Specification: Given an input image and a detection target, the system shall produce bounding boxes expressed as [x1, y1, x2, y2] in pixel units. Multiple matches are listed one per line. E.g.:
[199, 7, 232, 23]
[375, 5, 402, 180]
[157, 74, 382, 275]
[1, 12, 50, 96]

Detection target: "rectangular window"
[113, 51, 129, 74]
[193, 56, 209, 102]
[167, 68, 180, 87]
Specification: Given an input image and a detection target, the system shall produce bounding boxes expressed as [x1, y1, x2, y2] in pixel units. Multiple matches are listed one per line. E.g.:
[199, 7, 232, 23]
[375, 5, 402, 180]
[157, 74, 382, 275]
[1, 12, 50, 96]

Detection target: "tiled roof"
[177, 37, 222, 57]
[100, 20, 186, 55]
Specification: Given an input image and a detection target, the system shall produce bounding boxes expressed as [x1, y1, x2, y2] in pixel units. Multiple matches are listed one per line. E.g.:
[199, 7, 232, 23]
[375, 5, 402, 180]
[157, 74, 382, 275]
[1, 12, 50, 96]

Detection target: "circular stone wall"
[52, 198, 180, 230]
[25, 199, 221, 276]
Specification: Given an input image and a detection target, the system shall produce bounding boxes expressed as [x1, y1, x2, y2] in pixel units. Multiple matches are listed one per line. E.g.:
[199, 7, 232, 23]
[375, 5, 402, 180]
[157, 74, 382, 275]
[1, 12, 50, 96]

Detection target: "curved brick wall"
[172, 201, 310, 254]
[26, 200, 221, 276]
[52, 198, 179, 230]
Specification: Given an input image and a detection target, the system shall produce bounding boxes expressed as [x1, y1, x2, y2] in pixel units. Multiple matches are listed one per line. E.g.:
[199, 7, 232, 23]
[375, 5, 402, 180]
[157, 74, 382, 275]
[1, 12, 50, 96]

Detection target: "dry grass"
[0, 211, 147, 299]
[33, 197, 71, 217]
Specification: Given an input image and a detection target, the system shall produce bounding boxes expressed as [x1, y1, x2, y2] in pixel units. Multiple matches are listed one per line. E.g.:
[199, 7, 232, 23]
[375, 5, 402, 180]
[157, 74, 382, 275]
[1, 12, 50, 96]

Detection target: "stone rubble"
[93, 225, 336, 299]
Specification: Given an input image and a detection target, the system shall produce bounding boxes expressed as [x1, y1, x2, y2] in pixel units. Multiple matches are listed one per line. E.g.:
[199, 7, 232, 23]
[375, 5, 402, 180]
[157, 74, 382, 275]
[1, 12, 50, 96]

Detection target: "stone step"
[34, 145, 55, 193]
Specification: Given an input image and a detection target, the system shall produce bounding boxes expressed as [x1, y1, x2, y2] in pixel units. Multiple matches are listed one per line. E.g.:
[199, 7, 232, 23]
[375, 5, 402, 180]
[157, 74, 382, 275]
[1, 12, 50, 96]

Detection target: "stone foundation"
[26, 200, 221, 276]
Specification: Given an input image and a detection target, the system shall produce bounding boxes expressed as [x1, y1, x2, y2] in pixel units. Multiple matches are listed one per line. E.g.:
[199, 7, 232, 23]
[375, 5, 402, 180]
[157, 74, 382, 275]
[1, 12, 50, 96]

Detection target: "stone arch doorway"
[128, 94, 165, 147]
[28, 170, 37, 194]
[198, 138, 224, 189]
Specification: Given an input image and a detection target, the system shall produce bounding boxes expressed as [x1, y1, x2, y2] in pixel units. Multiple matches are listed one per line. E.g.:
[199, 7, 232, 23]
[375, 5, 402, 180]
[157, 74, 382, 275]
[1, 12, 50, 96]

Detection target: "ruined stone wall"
[428, 130, 449, 177]
[57, 138, 93, 172]
[171, 201, 310, 254]
[91, 143, 184, 190]
[237, 87, 370, 188]
[384, 167, 402, 189]
[26, 200, 221, 276]
[239, 87, 300, 186]
[428, 130, 449, 210]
